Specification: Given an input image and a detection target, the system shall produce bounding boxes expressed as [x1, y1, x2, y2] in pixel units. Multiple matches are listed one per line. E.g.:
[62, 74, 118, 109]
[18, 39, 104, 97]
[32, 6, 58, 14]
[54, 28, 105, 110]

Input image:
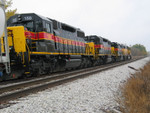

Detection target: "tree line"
[131, 44, 147, 56]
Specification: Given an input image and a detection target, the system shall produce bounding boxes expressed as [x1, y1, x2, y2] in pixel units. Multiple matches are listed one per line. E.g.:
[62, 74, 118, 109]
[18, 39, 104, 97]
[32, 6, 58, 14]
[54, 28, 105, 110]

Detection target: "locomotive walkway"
[0, 57, 145, 105]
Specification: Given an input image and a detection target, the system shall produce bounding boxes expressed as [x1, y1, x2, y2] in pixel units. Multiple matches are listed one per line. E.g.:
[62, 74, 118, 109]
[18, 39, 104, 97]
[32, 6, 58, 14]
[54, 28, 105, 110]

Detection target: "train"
[0, 13, 131, 81]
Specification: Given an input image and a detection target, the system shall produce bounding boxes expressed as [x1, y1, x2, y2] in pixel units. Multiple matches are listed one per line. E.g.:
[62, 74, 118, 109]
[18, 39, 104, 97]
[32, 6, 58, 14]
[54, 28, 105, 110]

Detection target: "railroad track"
[0, 57, 146, 104]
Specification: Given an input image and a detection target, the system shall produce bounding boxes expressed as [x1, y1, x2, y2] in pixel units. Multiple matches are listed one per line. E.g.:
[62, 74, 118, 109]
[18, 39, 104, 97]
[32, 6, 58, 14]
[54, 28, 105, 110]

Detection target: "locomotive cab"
[7, 13, 55, 53]
[85, 35, 103, 55]
[101, 38, 112, 63]
[0, 13, 55, 80]
[111, 42, 123, 61]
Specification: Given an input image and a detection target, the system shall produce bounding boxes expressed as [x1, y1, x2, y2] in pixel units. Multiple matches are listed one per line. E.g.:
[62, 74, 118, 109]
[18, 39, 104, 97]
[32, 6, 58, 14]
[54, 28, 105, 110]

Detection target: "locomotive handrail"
[26, 43, 31, 62]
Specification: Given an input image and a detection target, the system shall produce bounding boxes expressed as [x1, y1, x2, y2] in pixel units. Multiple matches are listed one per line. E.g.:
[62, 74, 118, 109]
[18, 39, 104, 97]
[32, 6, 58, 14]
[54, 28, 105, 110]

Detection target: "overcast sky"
[11, 0, 150, 51]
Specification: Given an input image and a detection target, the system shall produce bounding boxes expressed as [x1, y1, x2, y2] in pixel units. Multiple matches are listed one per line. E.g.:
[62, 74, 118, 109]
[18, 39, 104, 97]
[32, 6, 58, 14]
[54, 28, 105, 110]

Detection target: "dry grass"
[119, 62, 150, 113]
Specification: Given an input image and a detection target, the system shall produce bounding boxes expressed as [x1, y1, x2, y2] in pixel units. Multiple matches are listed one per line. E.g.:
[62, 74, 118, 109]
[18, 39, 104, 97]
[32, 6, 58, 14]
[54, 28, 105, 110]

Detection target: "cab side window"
[45, 23, 51, 33]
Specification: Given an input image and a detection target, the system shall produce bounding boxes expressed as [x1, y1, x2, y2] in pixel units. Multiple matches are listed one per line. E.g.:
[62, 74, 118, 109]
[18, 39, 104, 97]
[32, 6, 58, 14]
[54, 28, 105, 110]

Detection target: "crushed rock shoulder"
[0, 57, 149, 113]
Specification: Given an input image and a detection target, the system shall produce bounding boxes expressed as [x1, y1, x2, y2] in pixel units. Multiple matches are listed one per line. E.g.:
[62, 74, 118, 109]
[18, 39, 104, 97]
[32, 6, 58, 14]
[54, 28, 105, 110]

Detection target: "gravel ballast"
[0, 57, 149, 113]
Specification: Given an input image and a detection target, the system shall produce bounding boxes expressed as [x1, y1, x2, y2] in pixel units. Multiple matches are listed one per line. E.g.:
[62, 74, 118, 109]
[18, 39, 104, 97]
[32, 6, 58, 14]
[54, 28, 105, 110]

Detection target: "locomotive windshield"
[8, 21, 34, 32]
[22, 21, 34, 32]
[7, 15, 36, 32]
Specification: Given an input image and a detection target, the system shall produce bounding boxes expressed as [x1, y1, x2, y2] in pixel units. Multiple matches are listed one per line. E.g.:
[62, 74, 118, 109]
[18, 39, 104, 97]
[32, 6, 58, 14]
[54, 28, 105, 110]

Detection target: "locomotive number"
[24, 16, 33, 21]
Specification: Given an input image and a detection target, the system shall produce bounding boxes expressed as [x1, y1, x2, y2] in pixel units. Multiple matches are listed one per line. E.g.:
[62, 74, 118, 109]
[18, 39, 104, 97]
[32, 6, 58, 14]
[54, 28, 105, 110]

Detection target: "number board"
[11, 16, 33, 23]
[24, 16, 33, 21]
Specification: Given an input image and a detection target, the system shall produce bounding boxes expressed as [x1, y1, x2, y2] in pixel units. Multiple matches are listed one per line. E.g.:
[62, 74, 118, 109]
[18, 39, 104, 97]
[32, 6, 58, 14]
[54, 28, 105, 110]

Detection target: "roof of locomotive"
[7, 13, 52, 24]
[112, 42, 119, 45]
[7, 13, 85, 35]
[35, 13, 51, 22]
[86, 35, 103, 39]
[48, 18, 83, 32]
[111, 42, 121, 47]
[102, 37, 111, 43]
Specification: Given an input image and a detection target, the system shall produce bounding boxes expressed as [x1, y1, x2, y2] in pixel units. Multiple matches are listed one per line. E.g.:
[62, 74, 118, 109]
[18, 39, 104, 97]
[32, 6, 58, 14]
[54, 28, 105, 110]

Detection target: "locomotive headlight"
[18, 15, 22, 21]
[0, 0, 5, 37]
